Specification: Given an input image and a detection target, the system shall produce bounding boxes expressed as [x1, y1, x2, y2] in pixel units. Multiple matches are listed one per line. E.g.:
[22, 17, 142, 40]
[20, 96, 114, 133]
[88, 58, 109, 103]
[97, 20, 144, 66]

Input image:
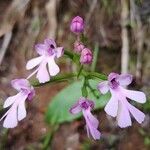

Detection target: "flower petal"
[3, 105, 18, 128]
[48, 56, 60, 76]
[117, 98, 132, 128]
[55, 47, 64, 58]
[69, 101, 81, 114]
[89, 126, 101, 140]
[117, 74, 133, 86]
[127, 102, 145, 124]
[86, 108, 99, 128]
[26, 56, 43, 70]
[11, 79, 30, 91]
[86, 125, 90, 138]
[104, 92, 118, 117]
[121, 88, 146, 103]
[97, 81, 109, 94]
[36, 60, 50, 83]
[35, 44, 48, 55]
[108, 73, 119, 82]
[17, 94, 27, 121]
[3, 94, 19, 108]
[44, 39, 56, 48]
[27, 88, 35, 100]
[83, 110, 100, 140]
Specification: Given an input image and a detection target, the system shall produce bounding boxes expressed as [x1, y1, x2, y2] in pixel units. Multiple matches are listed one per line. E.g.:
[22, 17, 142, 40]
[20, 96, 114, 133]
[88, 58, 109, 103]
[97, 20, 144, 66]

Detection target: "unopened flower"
[80, 48, 93, 64]
[74, 41, 85, 53]
[97, 73, 146, 128]
[69, 97, 101, 140]
[70, 16, 84, 34]
[0, 79, 35, 128]
[26, 38, 64, 83]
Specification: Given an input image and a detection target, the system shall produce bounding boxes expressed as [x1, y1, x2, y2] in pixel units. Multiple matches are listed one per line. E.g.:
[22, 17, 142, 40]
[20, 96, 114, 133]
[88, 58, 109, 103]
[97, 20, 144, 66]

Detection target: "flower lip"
[108, 73, 120, 89]
[79, 98, 94, 110]
[50, 44, 55, 49]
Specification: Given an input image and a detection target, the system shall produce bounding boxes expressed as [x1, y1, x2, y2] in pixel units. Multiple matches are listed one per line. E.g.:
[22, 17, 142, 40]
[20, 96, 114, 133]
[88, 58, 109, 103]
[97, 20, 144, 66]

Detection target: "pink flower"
[80, 48, 93, 64]
[69, 97, 101, 140]
[0, 79, 35, 128]
[70, 16, 84, 34]
[74, 41, 85, 53]
[26, 38, 64, 83]
[97, 73, 146, 128]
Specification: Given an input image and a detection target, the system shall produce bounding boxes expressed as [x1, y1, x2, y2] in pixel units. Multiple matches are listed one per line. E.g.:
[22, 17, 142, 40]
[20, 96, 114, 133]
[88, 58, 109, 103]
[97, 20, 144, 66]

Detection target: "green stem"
[31, 73, 76, 87]
[91, 43, 99, 71]
[86, 81, 99, 99]
[87, 72, 107, 80]
[82, 77, 88, 97]
[77, 65, 83, 78]
[64, 50, 74, 59]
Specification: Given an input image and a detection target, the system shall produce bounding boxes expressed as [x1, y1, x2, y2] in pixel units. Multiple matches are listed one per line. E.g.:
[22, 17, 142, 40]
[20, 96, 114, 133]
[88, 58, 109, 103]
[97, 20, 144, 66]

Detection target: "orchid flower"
[0, 79, 35, 128]
[69, 97, 101, 140]
[26, 38, 64, 83]
[97, 73, 146, 128]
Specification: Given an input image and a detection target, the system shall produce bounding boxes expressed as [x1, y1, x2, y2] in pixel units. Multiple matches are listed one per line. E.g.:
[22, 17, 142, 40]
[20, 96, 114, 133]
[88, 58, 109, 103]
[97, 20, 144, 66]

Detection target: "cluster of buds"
[74, 41, 93, 64]
[70, 16, 93, 64]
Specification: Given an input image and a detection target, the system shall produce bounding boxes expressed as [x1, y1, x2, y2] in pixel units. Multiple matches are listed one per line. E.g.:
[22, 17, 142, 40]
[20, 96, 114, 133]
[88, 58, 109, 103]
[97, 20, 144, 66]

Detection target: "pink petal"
[86, 125, 90, 138]
[3, 94, 18, 108]
[36, 60, 50, 83]
[26, 56, 43, 70]
[3, 105, 18, 128]
[97, 81, 109, 94]
[55, 47, 64, 58]
[48, 56, 60, 76]
[117, 74, 133, 86]
[86, 108, 99, 128]
[17, 94, 27, 121]
[121, 88, 146, 103]
[127, 102, 145, 124]
[11, 79, 30, 91]
[35, 44, 48, 55]
[108, 73, 119, 81]
[104, 92, 118, 117]
[69, 102, 81, 114]
[117, 98, 132, 128]
[89, 126, 101, 140]
[83, 110, 101, 140]
[44, 39, 56, 48]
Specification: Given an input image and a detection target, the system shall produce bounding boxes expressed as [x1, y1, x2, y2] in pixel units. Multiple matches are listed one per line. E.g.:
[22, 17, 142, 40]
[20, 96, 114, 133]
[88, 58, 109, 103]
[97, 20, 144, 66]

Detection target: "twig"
[121, 0, 130, 74]
[0, 0, 30, 37]
[0, 32, 12, 66]
[130, 0, 144, 84]
[85, 0, 97, 33]
[45, 0, 57, 38]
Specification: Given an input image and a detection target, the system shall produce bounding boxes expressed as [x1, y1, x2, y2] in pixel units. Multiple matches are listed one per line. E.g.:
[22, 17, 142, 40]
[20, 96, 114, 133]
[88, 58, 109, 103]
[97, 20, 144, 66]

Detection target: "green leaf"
[45, 80, 110, 125]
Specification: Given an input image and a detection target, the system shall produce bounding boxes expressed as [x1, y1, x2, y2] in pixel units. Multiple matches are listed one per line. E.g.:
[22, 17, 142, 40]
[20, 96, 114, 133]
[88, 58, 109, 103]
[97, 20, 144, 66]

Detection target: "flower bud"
[80, 48, 93, 64]
[70, 16, 84, 34]
[74, 41, 85, 53]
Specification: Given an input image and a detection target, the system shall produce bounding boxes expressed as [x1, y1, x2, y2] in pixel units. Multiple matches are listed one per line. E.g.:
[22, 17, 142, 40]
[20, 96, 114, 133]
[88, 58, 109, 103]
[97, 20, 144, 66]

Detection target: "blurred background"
[0, 0, 150, 149]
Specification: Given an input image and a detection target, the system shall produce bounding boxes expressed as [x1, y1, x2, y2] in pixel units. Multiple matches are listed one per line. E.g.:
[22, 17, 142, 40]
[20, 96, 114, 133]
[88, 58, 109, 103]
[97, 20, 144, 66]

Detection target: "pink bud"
[80, 48, 93, 64]
[70, 16, 84, 34]
[74, 41, 85, 53]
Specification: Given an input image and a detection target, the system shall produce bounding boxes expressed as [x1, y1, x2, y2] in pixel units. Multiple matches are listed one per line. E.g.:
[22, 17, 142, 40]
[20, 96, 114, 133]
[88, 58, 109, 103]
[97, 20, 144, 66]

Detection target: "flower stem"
[31, 73, 76, 87]
[87, 72, 107, 80]
[64, 50, 74, 59]
[77, 65, 83, 78]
